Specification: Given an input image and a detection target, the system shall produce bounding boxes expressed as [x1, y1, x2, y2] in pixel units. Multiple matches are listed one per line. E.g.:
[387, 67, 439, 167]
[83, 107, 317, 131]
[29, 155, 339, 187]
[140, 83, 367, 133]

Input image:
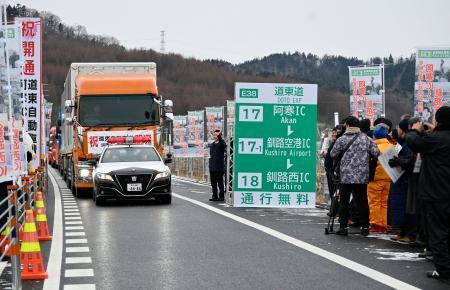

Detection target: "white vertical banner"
[414, 48, 450, 122]
[1, 22, 26, 179]
[16, 17, 42, 168]
[205, 106, 224, 143]
[187, 111, 205, 157]
[348, 65, 384, 124]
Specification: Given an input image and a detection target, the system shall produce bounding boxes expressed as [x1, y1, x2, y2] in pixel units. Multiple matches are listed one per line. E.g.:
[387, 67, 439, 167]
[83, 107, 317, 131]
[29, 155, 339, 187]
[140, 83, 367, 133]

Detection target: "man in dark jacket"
[406, 106, 450, 280]
[209, 130, 227, 201]
[330, 116, 380, 236]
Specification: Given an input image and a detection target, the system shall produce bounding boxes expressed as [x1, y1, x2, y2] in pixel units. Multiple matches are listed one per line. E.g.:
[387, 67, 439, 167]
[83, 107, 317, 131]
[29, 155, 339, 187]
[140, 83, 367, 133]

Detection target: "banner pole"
[382, 63, 386, 117]
[2, 1, 16, 184]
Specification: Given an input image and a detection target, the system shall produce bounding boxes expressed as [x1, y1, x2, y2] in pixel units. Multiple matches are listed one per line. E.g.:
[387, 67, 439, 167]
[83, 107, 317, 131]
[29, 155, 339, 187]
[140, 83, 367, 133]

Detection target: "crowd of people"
[321, 106, 450, 280]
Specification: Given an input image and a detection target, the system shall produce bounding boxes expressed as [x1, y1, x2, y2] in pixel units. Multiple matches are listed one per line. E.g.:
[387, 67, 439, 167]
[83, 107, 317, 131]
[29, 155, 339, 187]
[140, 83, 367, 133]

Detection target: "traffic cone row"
[35, 192, 52, 241]
[20, 210, 48, 280]
[1, 176, 51, 281]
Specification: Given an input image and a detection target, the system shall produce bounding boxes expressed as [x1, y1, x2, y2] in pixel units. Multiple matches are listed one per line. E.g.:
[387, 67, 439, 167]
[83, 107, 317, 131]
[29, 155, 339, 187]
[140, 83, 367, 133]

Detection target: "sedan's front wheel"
[93, 190, 104, 206]
[160, 194, 172, 205]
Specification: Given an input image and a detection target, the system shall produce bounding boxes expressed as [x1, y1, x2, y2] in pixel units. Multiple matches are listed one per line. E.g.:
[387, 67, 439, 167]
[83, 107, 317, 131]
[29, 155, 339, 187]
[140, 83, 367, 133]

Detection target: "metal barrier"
[170, 149, 330, 206]
[0, 166, 48, 289]
[169, 156, 210, 184]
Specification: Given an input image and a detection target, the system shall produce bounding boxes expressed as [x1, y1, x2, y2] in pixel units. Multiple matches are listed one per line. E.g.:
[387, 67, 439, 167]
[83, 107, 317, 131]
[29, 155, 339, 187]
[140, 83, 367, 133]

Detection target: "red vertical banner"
[0, 119, 8, 182]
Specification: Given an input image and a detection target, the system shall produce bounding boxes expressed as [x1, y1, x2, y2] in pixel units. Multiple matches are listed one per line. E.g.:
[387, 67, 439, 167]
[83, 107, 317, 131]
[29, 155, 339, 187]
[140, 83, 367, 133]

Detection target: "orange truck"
[59, 63, 173, 196]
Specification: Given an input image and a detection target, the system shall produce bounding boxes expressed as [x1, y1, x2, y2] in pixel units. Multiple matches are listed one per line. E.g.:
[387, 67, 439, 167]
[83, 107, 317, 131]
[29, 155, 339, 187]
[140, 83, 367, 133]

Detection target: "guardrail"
[0, 165, 48, 289]
[168, 156, 210, 183]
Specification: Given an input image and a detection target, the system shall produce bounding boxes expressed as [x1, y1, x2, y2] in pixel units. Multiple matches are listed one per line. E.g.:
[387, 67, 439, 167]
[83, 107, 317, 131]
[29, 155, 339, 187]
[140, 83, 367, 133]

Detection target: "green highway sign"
[239, 88, 259, 98]
[233, 82, 318, 208]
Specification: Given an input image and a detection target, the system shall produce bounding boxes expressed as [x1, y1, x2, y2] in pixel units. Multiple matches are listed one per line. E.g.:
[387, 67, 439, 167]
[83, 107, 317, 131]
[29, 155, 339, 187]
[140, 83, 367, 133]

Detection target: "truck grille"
[115, 174, 153, 195]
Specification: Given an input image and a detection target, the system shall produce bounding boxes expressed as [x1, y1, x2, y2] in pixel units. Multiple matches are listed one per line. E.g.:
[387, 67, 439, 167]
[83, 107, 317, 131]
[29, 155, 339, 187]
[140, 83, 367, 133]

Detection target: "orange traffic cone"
[34, 192, 52, 241]
[20, 210, 48, 280]
[1, 227, 11, 257]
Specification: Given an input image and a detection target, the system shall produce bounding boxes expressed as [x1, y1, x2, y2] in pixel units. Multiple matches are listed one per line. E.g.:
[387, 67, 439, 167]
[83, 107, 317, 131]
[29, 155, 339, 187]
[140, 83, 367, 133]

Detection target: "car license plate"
[127, 183, 142, 191]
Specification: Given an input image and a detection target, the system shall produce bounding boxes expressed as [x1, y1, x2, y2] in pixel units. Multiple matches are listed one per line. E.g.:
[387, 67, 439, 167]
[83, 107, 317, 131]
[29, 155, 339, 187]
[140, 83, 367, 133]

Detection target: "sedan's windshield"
[101, 147, 161, 163]
[79, 94, 160, 126]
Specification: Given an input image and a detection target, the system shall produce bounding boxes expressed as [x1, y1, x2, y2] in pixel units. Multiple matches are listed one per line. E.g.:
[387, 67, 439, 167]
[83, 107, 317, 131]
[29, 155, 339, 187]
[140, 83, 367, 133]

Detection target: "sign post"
[233, 83, 317, 208]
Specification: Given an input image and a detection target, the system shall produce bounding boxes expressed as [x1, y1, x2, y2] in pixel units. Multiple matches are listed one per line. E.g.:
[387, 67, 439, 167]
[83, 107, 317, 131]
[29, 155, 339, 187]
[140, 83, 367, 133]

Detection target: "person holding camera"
[406, 106, 450, 280]
[209, 130, 227, 202]
[330, 116, 380, 236]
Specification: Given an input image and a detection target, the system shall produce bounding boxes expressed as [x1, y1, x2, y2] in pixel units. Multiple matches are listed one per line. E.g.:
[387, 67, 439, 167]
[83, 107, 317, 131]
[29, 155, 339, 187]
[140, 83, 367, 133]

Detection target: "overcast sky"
[12, 0, 450, 64]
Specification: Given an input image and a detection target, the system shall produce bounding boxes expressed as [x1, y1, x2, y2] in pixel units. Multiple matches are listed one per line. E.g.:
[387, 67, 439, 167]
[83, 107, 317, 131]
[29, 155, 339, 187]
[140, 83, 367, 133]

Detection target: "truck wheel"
[71, 164, 78, 197]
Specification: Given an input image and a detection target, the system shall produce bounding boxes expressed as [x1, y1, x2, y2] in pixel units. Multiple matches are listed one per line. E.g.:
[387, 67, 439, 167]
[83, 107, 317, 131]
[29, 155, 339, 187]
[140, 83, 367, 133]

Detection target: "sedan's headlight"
[155, 171, 170, 180]
[96, 173, 114, 181]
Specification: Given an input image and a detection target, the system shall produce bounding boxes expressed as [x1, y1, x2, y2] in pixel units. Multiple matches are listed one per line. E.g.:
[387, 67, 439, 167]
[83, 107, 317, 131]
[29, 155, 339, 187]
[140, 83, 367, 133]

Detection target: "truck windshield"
[101, 147, 161, 163]
[78, 94, 160, 126]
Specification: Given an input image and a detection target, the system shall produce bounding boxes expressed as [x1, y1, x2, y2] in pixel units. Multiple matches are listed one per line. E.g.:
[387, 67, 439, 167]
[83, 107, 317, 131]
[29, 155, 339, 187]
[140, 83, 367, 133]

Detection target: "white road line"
[65, 216, 82, 220]
[44, 169, 63, 290]
[65, 221, 83, 225]
[191, 190, 207, 194]
[64, 284, 96, 290]
[65, 269, 94, 278]
[65, 239, 88, 244]
[65, 226, 84, 230]
[66, 247, 90, 253]
[0, 261, 8, 276]
[65, 257, 92, 264]
[63, 209, 80, 212]
[173, 177, 210, 187]
[64, 213, 81, 216]
[65, 232, 86, 237]
[172, 192, 420, 290]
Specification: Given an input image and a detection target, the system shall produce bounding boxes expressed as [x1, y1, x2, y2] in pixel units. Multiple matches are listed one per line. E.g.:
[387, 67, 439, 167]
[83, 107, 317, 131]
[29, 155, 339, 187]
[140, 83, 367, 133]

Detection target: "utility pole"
[160, 30, 165, 53]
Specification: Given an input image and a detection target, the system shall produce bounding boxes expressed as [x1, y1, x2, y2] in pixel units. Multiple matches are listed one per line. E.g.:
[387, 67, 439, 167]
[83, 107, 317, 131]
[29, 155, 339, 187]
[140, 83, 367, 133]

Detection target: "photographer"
[324, 125, 344, 199]
[406, 106, 450, 280]
[209, 130, 227, 202]
[330, 116, 380, 236]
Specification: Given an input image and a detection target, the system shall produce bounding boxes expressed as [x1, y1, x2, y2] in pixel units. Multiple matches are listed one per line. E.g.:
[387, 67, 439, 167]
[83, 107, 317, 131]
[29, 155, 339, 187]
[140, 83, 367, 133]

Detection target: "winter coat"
[209, 138, 227, 173]
[372, 138, 393, 181]
[387, 143, 415, 227]
[406, 128, 450, 202]
[324, 141, 335, 172]
[330, 128, 380, 184]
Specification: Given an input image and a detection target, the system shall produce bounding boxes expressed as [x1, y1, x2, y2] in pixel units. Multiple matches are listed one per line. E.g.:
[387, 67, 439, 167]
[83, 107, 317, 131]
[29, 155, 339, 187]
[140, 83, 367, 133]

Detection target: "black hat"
[435, 106, 450, 126]
[398, 118, 409, 133]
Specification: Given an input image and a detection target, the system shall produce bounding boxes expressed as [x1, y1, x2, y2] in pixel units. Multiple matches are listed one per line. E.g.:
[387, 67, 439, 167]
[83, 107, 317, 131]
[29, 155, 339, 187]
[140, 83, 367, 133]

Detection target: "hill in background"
[8, 4, 416, 127]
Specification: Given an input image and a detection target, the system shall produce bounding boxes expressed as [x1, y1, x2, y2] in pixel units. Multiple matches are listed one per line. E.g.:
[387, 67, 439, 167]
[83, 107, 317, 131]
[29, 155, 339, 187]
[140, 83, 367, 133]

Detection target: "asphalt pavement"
[14, 168, 450, 289]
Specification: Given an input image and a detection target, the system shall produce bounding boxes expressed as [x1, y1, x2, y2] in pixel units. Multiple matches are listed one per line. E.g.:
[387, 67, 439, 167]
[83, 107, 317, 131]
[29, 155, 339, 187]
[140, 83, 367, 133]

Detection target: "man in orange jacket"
[368, 123, 394, 233]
